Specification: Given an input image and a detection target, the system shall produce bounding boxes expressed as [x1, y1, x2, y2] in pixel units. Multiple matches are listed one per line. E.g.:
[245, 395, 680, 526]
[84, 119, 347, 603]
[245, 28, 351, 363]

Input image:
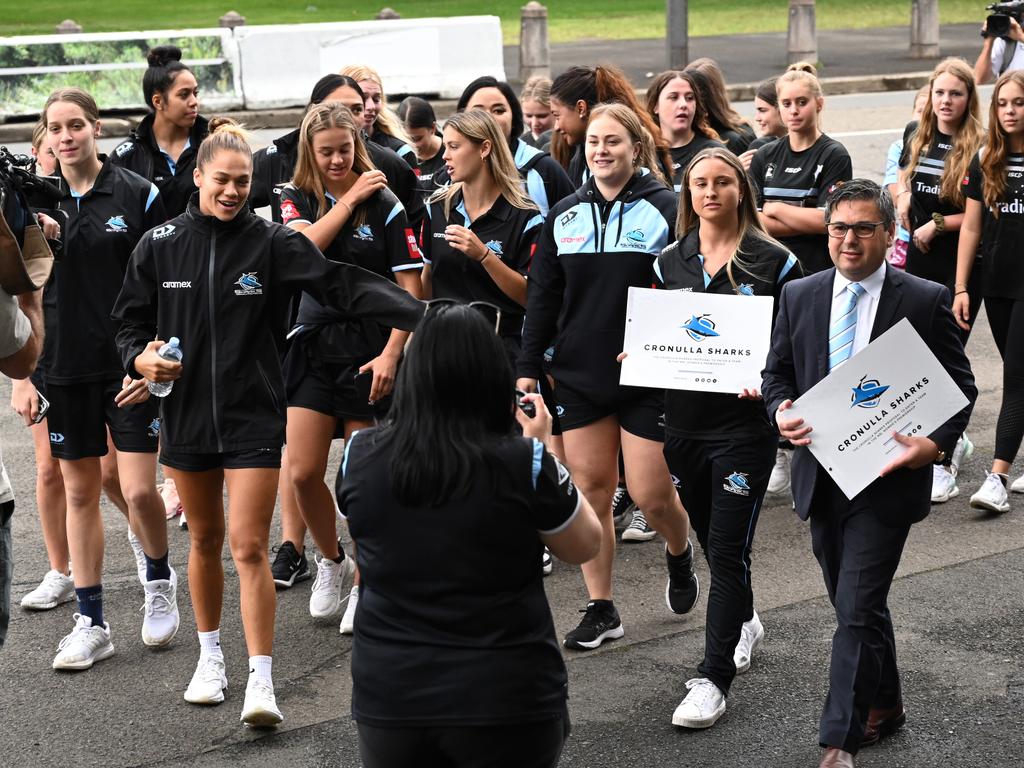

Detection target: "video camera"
[985, 0, 1024, 37]
[0, 146, 60, 294]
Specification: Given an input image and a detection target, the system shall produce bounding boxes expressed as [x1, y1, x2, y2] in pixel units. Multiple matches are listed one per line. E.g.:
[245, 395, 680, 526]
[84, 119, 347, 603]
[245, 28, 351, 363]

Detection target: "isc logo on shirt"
[784, 166, 803, 174]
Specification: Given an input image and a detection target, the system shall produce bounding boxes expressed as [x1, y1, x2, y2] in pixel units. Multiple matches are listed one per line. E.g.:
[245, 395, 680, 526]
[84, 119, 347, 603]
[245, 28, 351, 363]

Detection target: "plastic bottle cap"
[168, 337, 180, 347]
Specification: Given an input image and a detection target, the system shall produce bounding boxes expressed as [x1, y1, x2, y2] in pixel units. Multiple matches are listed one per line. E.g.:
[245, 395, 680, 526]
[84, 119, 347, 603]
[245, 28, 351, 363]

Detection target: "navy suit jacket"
[761, 264, 977, 526]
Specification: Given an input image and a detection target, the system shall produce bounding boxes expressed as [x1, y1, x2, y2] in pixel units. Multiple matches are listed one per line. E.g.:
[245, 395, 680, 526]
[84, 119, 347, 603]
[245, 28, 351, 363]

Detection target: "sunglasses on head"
[424, 298, 502, 334]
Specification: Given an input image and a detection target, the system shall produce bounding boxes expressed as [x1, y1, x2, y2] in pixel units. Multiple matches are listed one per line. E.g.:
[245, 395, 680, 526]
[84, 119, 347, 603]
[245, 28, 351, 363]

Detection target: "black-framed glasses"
[826, 221, 887, 239]
[424, 298, 502, 334]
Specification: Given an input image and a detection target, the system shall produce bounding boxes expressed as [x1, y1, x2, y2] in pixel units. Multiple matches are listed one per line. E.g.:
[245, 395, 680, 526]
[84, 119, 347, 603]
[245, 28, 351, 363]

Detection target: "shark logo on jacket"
[354, 224, 374, 241]
[147, 418, 162, 438]
[234, 272, 263, 296]
[723, 471, 751, 496]
[735, 283, 755, 296]
[105, 215, 128, 232]
[681, 314, 720, 342]
[850, 376, 889, 409]
[485, 240, 504, 256]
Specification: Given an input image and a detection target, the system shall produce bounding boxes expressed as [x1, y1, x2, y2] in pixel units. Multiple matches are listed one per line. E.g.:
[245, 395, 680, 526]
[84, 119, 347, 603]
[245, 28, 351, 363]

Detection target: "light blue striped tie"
[828, 283, 865, 371]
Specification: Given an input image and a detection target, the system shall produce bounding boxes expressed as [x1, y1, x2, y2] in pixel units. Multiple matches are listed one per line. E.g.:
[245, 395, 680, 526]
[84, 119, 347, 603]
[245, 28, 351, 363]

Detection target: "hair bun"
[147, 45, 183, 68]
[208, 116, 239, 134]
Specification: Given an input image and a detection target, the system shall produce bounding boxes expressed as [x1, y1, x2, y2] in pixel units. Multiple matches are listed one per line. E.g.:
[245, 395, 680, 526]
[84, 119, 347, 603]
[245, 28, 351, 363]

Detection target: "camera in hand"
[516, 389, 536, 419]
[985, 1, 1024, 37]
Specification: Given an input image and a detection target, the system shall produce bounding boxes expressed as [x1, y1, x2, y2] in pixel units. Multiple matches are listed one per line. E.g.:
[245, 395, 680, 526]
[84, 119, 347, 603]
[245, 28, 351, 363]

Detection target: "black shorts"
[283, 341, 389, 424]
[46, 379, 160, 460]
[160, 447, 282, 472]
[553, 383, 664, 441]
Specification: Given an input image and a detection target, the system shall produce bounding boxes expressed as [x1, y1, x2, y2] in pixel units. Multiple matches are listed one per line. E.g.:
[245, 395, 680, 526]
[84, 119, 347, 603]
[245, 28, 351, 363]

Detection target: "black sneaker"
[665, 541, 700, 614]
[612, 485, 636, 529]
[271, 541, 310, 589]
[563, 600, 624, 650]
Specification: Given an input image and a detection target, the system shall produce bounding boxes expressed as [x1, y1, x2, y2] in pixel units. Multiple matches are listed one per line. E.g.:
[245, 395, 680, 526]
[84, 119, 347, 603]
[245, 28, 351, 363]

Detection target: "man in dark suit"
[761, 179, 977, 768]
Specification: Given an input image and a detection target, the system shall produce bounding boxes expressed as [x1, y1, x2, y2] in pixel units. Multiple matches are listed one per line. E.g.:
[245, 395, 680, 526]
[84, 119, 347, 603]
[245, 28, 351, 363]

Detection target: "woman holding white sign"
[517, 103, 698, 652]
[655, 147, 802, 729]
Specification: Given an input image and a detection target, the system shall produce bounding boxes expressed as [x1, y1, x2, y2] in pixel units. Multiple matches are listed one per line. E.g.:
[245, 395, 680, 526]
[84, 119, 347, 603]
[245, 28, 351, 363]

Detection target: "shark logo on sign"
[681, 314, 720, 342]
[850, 375, 890, 409]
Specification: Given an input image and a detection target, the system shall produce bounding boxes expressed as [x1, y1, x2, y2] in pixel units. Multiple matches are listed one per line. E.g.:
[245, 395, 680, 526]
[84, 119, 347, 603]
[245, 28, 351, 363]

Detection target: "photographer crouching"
[975, 1, 1024, 83]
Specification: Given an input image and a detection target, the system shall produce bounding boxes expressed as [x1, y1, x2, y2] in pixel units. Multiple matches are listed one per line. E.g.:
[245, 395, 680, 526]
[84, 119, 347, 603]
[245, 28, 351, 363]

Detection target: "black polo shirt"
[670, 135, 726, 191]
[965, 150, 1024, 301]
[44, 157, 166, 383]
[339, 429, 579, 727]
[422, 191, 543, 336]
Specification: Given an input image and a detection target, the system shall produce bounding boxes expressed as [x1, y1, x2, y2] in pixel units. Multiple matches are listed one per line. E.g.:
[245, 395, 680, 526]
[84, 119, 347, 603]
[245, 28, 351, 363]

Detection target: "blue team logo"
[735, 283, 755, 296]
[681, 314, 720, 342]
[147, 418, 161, 437]
[724, 471, 751, 496]
[485, 239, 504, 256]
[850, 375, 890, 409]
[625, 229, 646, 244]
[105, 215, 128, 232]
[234, 272, 263, 296]
[354, 224, 374, 241]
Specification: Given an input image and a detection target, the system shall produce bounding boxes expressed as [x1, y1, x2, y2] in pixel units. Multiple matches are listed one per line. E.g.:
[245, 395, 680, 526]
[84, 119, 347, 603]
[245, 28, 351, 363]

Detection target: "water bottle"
[147, 337, 183, 398]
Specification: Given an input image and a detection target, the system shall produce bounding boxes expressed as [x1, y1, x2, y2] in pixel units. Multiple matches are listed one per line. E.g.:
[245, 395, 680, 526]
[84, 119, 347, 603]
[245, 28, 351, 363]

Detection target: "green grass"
[0, 0, 985, 45]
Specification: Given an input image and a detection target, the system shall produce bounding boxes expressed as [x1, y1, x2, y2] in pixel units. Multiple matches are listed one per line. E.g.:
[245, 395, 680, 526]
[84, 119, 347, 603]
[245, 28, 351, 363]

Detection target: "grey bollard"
[667, 0, 689, 70]
[375, 7, 401, 19]
[910, 0, 940, 59]
[218, 10, 246, 28]
[55, 19, 83, 34]
[519, 1, 550, 82]
[787, 0, 817, 65]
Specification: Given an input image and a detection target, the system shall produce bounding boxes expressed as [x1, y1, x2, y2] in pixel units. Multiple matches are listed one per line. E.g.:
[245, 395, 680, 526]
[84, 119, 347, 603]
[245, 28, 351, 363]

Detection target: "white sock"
[198, 629, 222, 660]
[249, 655, 273, 686]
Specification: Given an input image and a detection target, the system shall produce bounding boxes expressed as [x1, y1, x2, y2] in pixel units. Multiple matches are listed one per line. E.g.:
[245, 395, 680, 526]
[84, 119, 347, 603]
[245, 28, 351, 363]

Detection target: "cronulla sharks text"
[836, 376, 931, 452]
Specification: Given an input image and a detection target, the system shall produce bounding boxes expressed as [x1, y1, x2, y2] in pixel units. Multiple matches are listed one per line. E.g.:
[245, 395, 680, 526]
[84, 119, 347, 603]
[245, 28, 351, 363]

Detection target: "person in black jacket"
[339, 64, 417, 165]
[654, 147, 802, 730]
[110, 45, 208, 218]
[517, 103, 697, 651]
[38, 88, 180, 675]
[684, 60, 756, 154]
[397, 96, 446, 203]
[113, 119, 423, 728]
[276, 102, 423, 634]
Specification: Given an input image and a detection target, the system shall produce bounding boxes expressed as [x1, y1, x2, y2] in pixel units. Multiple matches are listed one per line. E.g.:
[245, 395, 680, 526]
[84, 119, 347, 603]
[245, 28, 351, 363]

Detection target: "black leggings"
[357, 715, 569, 768]
[985, 296, 1024, 463]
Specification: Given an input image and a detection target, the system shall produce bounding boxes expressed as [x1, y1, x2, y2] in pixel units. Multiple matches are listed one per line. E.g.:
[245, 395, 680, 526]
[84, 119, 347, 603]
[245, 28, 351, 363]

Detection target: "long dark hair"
[684, 59, 750, 137]
[456, 76, 525, 147]
[307, 74, 365, 109]
[381, 303, 515, 507]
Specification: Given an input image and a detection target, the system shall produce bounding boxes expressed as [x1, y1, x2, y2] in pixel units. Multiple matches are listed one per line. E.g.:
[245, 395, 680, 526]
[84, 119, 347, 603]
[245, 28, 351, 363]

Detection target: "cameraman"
[975, 16, 1024, 83]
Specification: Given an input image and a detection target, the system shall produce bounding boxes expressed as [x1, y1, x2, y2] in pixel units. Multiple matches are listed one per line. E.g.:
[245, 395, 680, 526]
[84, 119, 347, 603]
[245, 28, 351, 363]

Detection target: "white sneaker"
[1010, 473, 1024, 494]
[951, 433, 974, 474]
[733, 611, 764, 674]
[179, 509, 188, 530]
[339, 585, 359, 635]
[141, 568, 180, 647]
[931, 464, 959, 504]
[970, 472, 1011, 513]
[184, 655, 228, 704]
[159, 478, 183, 520]
[241, 677, 284, 727]
[21, 569, 74, 610]
[52, 614, 115, 671]
[672, 677, 726, 729]
[127, 529, 147, 584]
[310, 554, 355, 618]
[767, 449, 791, 494]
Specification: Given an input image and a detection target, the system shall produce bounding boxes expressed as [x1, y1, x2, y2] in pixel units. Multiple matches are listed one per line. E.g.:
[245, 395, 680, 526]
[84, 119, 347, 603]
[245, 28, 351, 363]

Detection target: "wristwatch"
[931, 212, 946, 232]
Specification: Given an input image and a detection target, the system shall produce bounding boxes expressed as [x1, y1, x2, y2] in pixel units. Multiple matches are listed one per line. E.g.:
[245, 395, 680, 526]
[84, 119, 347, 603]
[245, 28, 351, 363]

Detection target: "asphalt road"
[1, 88, 1021, 767]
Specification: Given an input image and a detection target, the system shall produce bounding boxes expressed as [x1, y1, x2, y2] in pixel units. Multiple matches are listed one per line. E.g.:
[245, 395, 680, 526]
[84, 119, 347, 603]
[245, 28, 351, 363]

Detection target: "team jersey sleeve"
[748, 149, 766, 208]
[271, 224, 424, 332]
[517, 210, 566, 380]
[511, 210, 544, 276]
[898, 122, 918, 171]
[537, 156, 575, 216]
[528, 439, 582, 534]
[384, 153, 426, 248]
[112, 237, 159, 377]
[381, 194, 424, 273]
[420, 202, 437, 264]
[774, 249, 804, 297]
[279, 186, 315, 228]
[142, 184, 167, 229]
[883, 141, 903, 186]
[249, 148, 272, 209]
[965, 153, 983, 202]
[816, 144, 853, 208]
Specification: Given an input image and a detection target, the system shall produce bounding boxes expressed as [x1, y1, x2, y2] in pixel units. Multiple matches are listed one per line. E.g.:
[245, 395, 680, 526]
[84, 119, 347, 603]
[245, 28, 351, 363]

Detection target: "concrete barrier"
[0, 28, 242, 121]
[233, 16, 505, 108]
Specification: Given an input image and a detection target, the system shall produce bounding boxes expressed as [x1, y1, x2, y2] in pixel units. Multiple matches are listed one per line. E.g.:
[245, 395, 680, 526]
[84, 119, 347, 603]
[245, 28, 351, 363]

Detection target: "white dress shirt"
[830, 261, 887, 359]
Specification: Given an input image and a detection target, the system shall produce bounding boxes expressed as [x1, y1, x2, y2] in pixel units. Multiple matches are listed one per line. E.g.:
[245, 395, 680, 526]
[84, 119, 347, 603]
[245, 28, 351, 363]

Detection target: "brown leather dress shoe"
[819, 747, 855, 767]
[861, 704, 906, 747]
